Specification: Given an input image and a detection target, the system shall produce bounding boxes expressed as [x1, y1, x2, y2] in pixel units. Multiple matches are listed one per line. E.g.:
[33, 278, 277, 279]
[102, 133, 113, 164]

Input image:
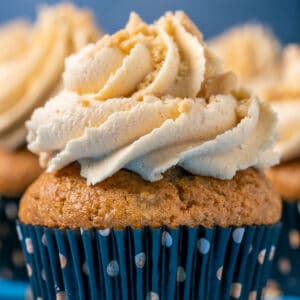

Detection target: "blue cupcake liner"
[16, 222, 281, 300]
[270, 201, 300, 296]
[0, 195, 27, 281]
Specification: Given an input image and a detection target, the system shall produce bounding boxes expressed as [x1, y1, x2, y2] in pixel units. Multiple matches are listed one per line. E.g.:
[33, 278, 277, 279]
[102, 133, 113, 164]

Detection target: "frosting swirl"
[211, 26, 300, 163]
[0, 4, 100, 150]
[264, 45, 300, 162]
[27, 12, 278, 184]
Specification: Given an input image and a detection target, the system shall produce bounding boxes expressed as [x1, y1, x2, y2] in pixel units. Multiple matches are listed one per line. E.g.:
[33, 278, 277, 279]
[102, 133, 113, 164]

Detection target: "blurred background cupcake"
[0, 3, 100, 284]
[16, 11, 282, 300]
[211, 26, 300, 297]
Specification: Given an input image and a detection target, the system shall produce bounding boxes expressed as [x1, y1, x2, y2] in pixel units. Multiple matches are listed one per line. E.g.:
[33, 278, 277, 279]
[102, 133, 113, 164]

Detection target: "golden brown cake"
[19, 163, 281, 229]
[0, 148, 42, 196]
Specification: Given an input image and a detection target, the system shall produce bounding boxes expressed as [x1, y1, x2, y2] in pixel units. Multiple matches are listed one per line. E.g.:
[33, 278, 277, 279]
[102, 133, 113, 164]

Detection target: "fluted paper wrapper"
[17, 222, 281, 300]
[0, 195, 27, 281]
[270, 201, 300, 296]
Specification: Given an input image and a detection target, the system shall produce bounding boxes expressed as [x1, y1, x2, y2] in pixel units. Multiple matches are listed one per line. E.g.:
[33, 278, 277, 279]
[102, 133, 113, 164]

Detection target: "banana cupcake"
[0, 4, 100, 281]
[211, 27, 300, 296]
[18, 12, 281, 300]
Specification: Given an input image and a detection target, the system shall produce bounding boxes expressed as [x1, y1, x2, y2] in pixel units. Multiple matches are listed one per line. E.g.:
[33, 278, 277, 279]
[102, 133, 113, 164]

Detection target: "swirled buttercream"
[0, 4, 100, 149]
[27, 12, 278, 184]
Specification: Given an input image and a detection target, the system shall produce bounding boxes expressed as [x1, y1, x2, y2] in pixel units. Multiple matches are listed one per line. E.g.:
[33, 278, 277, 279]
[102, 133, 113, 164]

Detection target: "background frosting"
[0, 4, 100, 150]
[211, 26, 300, 163]
[27, 12, 278, 184]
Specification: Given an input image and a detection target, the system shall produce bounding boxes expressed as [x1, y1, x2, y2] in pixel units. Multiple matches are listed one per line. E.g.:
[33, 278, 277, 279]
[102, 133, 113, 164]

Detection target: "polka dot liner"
[17, 222, 281, 300]
[0, 195, 27, 281]
[269, 200, 300, 296]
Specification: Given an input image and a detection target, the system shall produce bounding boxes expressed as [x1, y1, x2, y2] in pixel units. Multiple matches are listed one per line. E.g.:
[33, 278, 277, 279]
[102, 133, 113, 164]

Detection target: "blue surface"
[0, 280, 28, 300]
[0, 279, 300, 300]
[0, 0, 300, 44]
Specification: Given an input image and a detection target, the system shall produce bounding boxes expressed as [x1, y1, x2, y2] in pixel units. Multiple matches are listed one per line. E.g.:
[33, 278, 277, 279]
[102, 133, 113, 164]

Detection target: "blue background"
[0, 0, 300, 43]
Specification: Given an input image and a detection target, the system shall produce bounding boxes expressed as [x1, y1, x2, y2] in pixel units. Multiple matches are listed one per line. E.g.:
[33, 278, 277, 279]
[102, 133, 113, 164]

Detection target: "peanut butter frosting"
[209, 25, 281, 82]
[27, 12, 278, 185]
[211, 26, 300, 164]
[0, 4, 100, 150]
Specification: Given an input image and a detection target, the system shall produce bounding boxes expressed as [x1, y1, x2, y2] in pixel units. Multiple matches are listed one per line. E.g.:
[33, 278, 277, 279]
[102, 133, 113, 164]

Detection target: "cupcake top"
[27, 12, 278, 185]
[19, 163, 281, 228]
[211, 26, 300, 163]
[263, 46, 300, 163]
[209, 24, 281, 82]
[0, 4, 100, 150]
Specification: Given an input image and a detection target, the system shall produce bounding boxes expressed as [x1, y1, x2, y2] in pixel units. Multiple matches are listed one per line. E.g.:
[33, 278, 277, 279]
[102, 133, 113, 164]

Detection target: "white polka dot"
[135, 252, 146, 268]
[98, 229, 111, 237]
[230, 282, 242, 298]
[25, 238, 34, 254]
[16, 225, 23, 241]
[26, 264, 32, 277]
[56, 291, 66, 300]
[278, 258, 291, 274]
[5, 202, 17, 220]
[147, 291, 159, 300]
[176, 266, 186, 282]
[258, 249, 266, 265]
[268, 246, 276, 261]
[216, 266, 223, 280]
[0, 268, 13, 279]
[248, 290, 257, 300]
[197, 238, 210, 254]
[59, 254, 67, 269]
[25, 288, 33, 300]
[248, 244, 253, 254]
[82, 262, 89, 275]
[232, 228, 245, 243]
[41, 234, 47, 246]
[297, 202, 300, 214]
[12, 250, 25, 267]
[41, 269, 46, 281]
[265, 280, 282, 297]
[161, 231, 173, 247]
[289, 229, 300, 249]
[107, 260, 119, 277]
[0, 224, 9, 237]
[80, 228, 84, 235]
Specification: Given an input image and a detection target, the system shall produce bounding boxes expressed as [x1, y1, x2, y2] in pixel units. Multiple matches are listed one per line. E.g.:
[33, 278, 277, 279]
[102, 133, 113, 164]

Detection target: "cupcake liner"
[16, 222, 281, 300]
[270, 201, 300, 296]
[0, 195, 27, 281]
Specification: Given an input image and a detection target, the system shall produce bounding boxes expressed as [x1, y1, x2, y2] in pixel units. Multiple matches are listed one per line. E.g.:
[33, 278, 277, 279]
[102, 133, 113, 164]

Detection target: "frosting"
[209, 24, 280, 82]
[211, 26, 300, 163]
[265, 45, 300, 162]
[0, 4, 100, 150]
[27, 12, 278, 184]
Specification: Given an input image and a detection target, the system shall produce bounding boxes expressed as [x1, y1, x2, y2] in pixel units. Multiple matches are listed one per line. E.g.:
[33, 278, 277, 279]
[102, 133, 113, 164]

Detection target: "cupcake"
[17, 12, 281, 300]
[265, 45, 300, 296]
[0, 4, 100, 282]
[211, 26, 300, 296]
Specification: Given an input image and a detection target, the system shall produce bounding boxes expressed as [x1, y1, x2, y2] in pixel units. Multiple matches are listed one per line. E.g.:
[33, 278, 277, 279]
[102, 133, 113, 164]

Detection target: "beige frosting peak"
[210, 25, 300, 163]
[0, 4, 100, 150]
[27, 12, 278, 184]
[210, 24, 280, 81]
[64, 11, 224, 100]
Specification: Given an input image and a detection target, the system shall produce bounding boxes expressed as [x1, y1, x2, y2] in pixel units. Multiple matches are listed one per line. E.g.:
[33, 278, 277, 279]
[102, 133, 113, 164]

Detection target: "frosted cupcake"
[211, 26, 300, 296]
[18, 12, 281, 300]
[265, 45, 300, 296]
[0, 4, 100, 281]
